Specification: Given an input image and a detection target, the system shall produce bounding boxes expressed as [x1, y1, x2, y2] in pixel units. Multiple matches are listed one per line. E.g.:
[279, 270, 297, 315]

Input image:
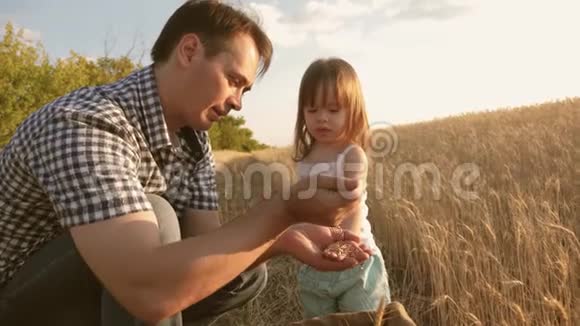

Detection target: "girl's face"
[303, 84, 348, 145]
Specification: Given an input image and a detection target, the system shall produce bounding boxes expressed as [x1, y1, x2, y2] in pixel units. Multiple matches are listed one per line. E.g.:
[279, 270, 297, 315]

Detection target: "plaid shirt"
[0, 65, 219, 287]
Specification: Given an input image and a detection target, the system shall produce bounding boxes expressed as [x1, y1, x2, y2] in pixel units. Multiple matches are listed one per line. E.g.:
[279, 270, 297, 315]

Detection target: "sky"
[1, 0, 579, 146]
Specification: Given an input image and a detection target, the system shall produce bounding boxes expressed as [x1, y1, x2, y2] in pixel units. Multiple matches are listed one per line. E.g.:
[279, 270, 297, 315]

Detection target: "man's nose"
[223, 103, 239, 114]
[228, 91, 243, 111]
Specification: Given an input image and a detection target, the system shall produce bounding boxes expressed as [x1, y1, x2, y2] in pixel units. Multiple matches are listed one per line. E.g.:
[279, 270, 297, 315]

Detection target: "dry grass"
[211, 98, 579, 325]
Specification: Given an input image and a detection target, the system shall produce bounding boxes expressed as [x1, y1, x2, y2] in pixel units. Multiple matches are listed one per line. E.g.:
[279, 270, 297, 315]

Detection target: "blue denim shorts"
[297, 249, 391, 319]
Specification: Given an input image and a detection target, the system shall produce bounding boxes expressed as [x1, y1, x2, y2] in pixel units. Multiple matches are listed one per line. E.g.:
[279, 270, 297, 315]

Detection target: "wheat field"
[210, 99, 579, 326]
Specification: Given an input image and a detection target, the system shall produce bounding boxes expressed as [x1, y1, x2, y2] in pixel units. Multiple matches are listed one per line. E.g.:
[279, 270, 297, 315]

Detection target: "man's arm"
[69, 173, 364, 324]
[179, 210, 284, 271]
[30, 119, 285, 324]
[32, 118, 363, 324]
[70, 196, 292, 325]
[247, 223, 372, 271]
[181, 210, 269, 273]
[180, 208, 221, 237]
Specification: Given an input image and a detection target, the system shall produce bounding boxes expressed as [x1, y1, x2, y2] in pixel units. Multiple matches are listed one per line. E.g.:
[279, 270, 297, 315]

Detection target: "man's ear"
[176, 33, 203, 66]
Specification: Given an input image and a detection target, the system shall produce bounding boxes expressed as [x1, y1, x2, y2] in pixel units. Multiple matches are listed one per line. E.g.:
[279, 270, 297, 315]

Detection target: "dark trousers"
[0, 195, 267, 325]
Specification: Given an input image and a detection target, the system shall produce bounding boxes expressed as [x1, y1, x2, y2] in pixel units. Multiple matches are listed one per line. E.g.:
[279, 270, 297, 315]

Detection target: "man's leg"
[102, 194, 268, 326]
[181, 264, 268, 325]
[103, 194, 268, 326]
[0, 232, 102, 326]
[0, 194, 185, 326]
[0, 194, 267, 326]
[100, 194, 184, 326]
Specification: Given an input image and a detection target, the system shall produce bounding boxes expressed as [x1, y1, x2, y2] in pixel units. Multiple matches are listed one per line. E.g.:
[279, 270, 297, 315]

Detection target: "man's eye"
[229, 77, 240, 86]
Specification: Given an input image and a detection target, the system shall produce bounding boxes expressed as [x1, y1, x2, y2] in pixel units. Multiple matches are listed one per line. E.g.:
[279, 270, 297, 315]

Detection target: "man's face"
[180, 33, 259, 130]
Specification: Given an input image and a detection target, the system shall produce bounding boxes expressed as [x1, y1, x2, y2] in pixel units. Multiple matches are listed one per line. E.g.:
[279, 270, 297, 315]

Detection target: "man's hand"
[276, 223, 371, 271]
[284, 175, 363, 226]
[323, 240, 365, 261]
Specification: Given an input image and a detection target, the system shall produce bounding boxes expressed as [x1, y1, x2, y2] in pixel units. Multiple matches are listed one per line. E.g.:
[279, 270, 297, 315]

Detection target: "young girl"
[293, 58, 391, 318]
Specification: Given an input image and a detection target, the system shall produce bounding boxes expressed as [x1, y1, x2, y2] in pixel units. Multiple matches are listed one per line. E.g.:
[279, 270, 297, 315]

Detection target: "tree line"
[0, 22, 267, 151]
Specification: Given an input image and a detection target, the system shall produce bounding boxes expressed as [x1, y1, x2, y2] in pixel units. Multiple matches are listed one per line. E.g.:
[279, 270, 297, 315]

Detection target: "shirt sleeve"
[27, 114, 152, 228]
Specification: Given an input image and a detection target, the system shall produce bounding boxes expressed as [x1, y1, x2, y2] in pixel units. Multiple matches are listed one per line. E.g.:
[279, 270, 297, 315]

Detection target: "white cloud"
[249, 0, 472, 48]
[244, 0, 579, 146]
[21, 26, 41, 42]
[379, 0, 472, 19]
[302, 0, 373, 20]
[250, 0, 373, 47]
[387, 0, 471, 21]
[350, 0, 580, 126]
[250, 3, 307, 47]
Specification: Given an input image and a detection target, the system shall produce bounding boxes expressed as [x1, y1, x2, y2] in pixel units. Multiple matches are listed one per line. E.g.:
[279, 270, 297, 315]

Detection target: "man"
[0, 1, 370, 325]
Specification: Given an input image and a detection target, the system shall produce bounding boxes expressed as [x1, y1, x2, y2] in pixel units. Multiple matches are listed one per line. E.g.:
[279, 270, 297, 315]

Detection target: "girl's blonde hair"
[293, 57, 369, 161]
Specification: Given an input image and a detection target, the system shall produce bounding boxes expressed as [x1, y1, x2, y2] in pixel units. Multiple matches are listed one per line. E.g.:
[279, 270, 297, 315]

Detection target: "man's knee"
[229, 263, 268, 300]
[146, 194, 181, 244]
[181, 264, 268, 322]
[215, 263, 268, 306]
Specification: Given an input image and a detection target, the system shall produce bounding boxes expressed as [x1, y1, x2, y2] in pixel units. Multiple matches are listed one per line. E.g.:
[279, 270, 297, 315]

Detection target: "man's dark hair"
[151, 0, 273, 77]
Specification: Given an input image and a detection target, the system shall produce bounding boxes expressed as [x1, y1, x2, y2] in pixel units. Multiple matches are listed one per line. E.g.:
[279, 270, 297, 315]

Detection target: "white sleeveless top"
[296, 147, 378, 252]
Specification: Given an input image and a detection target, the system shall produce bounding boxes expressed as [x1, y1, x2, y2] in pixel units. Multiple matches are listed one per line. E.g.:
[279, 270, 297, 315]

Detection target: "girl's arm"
[338, 144, 368, 235]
